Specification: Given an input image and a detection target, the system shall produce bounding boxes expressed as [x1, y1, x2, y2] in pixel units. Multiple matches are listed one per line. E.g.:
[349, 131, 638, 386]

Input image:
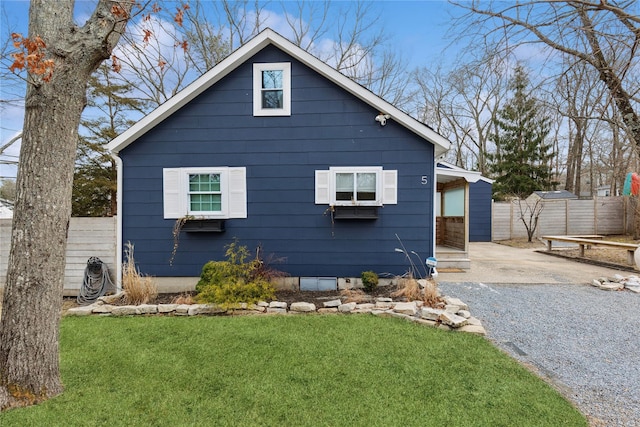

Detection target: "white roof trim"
[436, 161, 493, 184]
[107, 28, 450, 156]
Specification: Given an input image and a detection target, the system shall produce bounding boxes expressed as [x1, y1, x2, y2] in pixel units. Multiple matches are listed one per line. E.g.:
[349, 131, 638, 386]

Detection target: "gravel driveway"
[439, 281, 639, 427]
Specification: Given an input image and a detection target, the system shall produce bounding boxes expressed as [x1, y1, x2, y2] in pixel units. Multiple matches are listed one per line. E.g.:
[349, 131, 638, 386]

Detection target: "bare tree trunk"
[0, 0, 131, 410]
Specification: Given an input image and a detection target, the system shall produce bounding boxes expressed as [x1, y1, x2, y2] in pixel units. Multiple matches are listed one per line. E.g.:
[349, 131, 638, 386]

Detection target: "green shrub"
[361, 270, 379, 292]
[195, 240, 279, 308]
[195, 260, 242, 294]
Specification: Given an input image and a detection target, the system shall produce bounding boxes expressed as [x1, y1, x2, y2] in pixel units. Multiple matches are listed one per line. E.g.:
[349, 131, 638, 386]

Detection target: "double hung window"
[253, 63, 291, 116]
[336, 172, 377, 203]
[188, 173, 222, 214]
[163, 167, 247, 219]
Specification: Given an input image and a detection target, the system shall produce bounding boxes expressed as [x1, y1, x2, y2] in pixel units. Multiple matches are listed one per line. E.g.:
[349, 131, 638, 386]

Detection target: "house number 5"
[421, 176, 428, 185]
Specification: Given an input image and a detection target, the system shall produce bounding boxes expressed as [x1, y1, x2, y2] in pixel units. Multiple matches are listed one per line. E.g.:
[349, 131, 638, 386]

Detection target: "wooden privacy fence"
[492, 196, 634, 240]
[0, 217, 116, 296]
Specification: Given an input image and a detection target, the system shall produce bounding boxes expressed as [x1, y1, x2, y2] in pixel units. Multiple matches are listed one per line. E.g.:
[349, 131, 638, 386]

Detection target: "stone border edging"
[65, 294, 486, 335]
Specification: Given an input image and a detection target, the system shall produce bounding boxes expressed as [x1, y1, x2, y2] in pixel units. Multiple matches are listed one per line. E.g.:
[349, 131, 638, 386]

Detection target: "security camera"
[375, 113, 390, 126]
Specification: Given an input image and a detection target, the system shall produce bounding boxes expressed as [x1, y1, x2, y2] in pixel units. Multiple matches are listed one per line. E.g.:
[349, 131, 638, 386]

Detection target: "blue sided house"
[107, 29, 451, 292]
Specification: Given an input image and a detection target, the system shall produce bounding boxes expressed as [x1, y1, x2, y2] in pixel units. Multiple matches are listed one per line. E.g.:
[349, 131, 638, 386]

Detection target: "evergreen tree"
[488, 65, 556, 200]
[73, 64, 147, 216]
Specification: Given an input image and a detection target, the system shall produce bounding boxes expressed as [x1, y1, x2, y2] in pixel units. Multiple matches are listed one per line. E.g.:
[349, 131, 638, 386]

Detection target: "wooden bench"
[542, 235, 639, 266]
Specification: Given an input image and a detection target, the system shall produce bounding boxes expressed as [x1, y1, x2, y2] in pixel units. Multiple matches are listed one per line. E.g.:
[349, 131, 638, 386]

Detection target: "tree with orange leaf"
[0, 0, 138, 410]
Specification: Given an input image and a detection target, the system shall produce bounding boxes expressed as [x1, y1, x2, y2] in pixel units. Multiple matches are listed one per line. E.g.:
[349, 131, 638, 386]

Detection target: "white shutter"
[382, 170, 398, 205]
[228, 167, 247, 218]
[163, 168, 184, 219]
[315, 170, 331, 204]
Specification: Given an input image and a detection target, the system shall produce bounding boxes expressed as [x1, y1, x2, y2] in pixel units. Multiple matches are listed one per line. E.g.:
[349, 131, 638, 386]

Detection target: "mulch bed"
[63, 286, 401, 311]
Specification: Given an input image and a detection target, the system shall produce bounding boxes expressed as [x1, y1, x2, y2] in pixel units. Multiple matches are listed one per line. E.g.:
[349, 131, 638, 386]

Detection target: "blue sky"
[0, 0, 460, 179]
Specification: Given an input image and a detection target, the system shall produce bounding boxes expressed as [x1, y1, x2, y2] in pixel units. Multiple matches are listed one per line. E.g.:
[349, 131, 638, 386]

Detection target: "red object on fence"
[632, 173, 640, 196]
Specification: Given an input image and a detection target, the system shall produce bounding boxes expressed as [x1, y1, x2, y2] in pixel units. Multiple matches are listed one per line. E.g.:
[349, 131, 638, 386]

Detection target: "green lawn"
[1, 315, 586, 426]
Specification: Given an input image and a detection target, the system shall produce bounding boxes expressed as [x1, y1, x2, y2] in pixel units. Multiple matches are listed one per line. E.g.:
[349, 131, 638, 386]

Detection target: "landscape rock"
[466, 317, 483, 326]
[593, 274, 640, 293]
[269, 301, 288, 309]
[91, 304, 114, 314]
[98, 292, 125, 304]
[138, 304, 158, 314]
[189, 304, 223, 316]
[338, 302, 357, 313]
[323, 299, 342, 308]
[112, 306, 139, 316]
[420, 307, 444, 321]
[266, 307, 287, 314]
[158, 304, 179, 313]
[389, 311, 412, 320]
[444, 296, 468, 310]
[439, 311, 469, 328]
[374, 301, 395, 309]
[67, 306, 95, 316]
[599, 282, 624, 291]
[457, 309, 471, 319]
[458, 324, 487, 335]
[290, 302, 316, 312]
[355, 303, 375, 310]
[445, 304, 461, 313]
[248, 303, 266, 312]
[412, 317, 437, 327]
[625, 285, 640, 293]
[175, 304, 191, 315]
[393, 302, 418, 316]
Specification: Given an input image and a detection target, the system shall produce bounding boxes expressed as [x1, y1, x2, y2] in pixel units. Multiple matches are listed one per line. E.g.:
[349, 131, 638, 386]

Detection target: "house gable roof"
[107, 28, 450, 156]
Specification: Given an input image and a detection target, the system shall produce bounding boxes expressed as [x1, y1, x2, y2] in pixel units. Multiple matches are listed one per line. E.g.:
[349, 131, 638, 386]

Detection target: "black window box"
[333, 206, 378, 219]
[182, 219, 225, 232]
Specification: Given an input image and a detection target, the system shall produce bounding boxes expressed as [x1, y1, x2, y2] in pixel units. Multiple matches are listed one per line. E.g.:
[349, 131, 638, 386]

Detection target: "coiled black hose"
[77, 257, 114, 305]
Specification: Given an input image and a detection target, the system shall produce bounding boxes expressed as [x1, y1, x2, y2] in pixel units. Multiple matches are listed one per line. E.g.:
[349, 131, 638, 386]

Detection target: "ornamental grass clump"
[122, 242, 157, 305]
[339, 288, 369, 303]
[392, 274, 442, 307]
[195, 240, 284, 309]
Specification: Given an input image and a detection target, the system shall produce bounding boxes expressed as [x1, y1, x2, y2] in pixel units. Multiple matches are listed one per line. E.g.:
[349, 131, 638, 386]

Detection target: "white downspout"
[432, 160, 438, 259]
[112, 153, 123, 292]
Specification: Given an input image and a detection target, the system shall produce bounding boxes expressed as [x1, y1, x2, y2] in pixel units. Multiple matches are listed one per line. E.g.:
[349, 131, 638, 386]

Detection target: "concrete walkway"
[438, 242, 633, 285]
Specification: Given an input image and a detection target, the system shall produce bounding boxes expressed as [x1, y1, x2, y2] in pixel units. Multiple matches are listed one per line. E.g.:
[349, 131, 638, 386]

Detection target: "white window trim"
[315, 167, 398, 206]
[253, 62, 291, 116]
[163, 167, 247, 219]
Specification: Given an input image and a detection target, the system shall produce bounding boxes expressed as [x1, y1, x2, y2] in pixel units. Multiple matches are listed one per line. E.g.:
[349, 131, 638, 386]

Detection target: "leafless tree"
[517, 196, 544, 242]
[451, 0, 640, 152]
[412, 49, 510, 173]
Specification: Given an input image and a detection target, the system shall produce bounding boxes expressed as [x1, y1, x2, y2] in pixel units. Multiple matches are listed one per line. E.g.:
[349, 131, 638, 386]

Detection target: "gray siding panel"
[120, 45, 434, 278]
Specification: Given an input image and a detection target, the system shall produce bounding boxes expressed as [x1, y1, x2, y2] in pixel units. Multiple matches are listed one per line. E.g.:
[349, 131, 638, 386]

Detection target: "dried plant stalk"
[392, 274, 442, 307]
[122, 241, 157, 305]
[339, 288, 369, 303]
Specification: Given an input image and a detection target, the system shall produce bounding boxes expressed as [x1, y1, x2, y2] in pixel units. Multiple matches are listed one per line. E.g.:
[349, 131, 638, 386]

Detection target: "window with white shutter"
[314, 167, 397, 207]
[163, 167, 247, 219]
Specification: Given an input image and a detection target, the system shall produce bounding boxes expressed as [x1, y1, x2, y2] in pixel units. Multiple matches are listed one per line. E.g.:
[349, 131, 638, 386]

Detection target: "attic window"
[253, 62, 291, 116]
